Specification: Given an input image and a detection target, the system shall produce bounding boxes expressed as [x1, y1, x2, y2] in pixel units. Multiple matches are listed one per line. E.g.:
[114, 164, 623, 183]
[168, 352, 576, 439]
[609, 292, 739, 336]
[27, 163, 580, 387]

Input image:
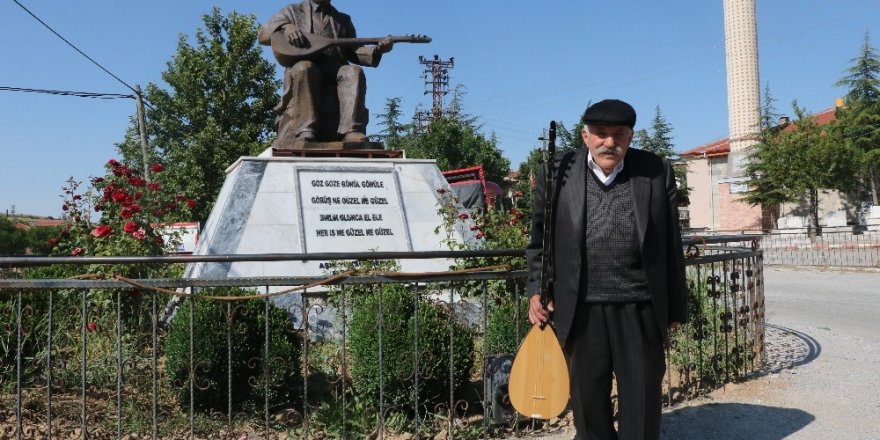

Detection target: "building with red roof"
[680, 106, 846, 231]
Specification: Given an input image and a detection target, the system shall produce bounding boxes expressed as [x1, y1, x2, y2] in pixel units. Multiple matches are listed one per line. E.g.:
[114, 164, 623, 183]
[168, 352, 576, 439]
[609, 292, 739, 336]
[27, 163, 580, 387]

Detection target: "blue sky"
[2, 0, 878, 218]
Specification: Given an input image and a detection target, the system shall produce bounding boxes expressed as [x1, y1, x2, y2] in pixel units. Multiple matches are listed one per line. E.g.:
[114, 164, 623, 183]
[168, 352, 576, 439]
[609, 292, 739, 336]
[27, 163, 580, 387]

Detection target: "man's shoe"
[342, 131, 367, 143]
[296, 131, 317, 142]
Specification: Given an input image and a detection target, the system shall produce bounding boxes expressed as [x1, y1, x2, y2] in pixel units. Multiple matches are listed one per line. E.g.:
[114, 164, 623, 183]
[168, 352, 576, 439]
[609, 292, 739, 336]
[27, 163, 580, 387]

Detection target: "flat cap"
[581, 99, 637, 128]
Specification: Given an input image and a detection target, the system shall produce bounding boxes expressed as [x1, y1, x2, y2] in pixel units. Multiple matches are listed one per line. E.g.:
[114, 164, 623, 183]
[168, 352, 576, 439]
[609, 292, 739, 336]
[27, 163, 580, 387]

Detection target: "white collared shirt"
[587, 152, 625, 185]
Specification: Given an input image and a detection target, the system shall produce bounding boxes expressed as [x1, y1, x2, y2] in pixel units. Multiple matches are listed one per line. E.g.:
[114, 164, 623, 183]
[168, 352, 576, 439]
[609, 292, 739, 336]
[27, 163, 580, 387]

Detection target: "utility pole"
[135, 84, 151, 179]
[413, 55, 454, 134]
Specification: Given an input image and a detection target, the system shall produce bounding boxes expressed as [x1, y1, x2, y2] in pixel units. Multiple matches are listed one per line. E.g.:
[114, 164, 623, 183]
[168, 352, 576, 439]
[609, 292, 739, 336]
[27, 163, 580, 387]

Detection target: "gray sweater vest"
[580, 167, 651, 302]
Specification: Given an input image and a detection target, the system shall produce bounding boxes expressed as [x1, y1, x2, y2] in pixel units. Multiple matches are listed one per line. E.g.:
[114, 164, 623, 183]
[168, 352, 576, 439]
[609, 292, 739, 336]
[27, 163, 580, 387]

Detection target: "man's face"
[582, 124, 633, 173]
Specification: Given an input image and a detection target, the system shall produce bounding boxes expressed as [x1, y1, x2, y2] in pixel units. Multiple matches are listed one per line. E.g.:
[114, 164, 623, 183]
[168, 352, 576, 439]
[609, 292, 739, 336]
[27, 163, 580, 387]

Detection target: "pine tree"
[760, 82, 782, 131]
[833, 31, 880, 205]
[835, 32, 880, 104]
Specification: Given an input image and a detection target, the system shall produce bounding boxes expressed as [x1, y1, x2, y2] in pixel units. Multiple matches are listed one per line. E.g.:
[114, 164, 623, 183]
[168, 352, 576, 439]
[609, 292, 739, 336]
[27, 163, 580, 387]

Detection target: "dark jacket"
[525, 147, 688, 346]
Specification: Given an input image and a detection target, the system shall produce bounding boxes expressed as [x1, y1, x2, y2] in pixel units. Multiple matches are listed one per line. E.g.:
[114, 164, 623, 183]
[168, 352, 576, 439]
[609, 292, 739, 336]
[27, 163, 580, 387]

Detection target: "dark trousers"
[566, 302, 665, 440]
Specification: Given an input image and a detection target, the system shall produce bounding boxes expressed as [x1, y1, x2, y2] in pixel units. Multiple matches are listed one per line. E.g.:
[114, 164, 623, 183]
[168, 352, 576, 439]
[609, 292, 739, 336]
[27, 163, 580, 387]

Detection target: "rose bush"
[47, 159, 196, 261]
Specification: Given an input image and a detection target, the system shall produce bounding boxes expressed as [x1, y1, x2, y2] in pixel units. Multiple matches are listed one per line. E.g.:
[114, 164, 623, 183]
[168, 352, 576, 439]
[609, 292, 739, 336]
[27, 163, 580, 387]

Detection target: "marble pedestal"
[184, 153, 477, 284]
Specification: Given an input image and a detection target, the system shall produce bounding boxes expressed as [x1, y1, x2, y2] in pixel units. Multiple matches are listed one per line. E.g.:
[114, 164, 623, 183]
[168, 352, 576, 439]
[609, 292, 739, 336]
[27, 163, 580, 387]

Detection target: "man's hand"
[528, 294, 554, 325]
[376, 35, 394, 54]
[282, 23, 307, 48]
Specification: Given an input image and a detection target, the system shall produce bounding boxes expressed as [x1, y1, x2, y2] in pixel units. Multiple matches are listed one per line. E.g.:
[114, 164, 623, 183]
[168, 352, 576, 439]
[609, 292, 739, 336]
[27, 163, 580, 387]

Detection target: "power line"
[0, 86, 134, 100]
[10, 0, 138, 95]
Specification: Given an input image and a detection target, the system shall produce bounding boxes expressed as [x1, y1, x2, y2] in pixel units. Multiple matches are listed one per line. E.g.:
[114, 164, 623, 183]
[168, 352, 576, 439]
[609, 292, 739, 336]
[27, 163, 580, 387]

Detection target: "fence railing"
[0, 237, 764, 439]
[760, 230, 880, 268]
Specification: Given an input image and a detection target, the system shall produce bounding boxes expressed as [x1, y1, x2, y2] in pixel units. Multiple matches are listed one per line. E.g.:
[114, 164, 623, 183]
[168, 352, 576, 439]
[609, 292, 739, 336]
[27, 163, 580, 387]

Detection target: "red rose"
[458, 212, 469, 220]
[129, 204, 141, 214]
[91, 224, 114, 238]
[92, 177, 105, 184]
[150, 163, 165, 173]
[475, 232, 485, 239]
[123, 221, 139, 233]
[186, 199, 196, 209]
[122, 196, 134, 207]
[112, 190, 127, 202]
[71, 247, 83, 256]
[509, 218, 518, 225]
[127, 177, 146, 187]
[469, 225, 479, 231]
[73, 194, 82, 201]
[132, 229, 147, 241]
[147, 182, 160, 191]
[119, 208, 133, 218]
[94, 204, 104, 212]
[87, 321, 97, 332]
[134, 191, 143, 200]
[47, 238, 58, 248]
[107, 159, 120, 167]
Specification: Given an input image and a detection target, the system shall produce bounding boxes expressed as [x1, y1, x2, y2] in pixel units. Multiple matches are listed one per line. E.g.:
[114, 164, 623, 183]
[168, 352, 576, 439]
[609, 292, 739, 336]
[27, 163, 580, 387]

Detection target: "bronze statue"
[259, 0, 398, 148]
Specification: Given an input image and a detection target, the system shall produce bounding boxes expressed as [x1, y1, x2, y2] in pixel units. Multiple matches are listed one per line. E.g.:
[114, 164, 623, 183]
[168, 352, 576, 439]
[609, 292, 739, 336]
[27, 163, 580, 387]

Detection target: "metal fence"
[760, 230, 880, 268]
[0, 238, 764, 439]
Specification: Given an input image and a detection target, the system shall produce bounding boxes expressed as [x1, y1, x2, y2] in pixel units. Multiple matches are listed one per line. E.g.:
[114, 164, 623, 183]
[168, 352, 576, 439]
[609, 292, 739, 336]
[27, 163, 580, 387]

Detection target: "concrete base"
[184, 153, 478, 286]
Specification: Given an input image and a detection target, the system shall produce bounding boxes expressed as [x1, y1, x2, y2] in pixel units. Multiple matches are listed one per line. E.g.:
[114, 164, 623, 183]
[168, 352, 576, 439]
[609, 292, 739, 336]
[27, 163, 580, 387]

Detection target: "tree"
[760, 82, 783, 131]
[631, 106, 688, 202]
[373, 97, 408, 150]
[26, 224, 62, 255]
[404, 117, 510, 183]
[555, 120, 585, 153]
[117, 7, 280, 222]
[0, 217, 28, 255]
[835, 32, 880, 104]
[378, 90, 510, 184]
[744, 102, 862, 236]
[633, 105, 675, 157]
[833, 31, 880, 205]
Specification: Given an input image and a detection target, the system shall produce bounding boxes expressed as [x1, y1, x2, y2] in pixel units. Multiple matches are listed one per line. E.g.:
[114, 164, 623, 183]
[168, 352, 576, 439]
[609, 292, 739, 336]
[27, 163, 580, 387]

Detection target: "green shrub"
[668, 270, 753, 389]
[348, 285, 474, 413]
[484, 296, 530, 356]
[164, 288, 301, 414]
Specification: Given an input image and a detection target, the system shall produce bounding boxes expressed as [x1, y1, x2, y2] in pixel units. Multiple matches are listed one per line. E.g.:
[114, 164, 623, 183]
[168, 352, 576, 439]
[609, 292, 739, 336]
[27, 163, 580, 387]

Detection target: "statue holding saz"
[259, 0, 430, 149]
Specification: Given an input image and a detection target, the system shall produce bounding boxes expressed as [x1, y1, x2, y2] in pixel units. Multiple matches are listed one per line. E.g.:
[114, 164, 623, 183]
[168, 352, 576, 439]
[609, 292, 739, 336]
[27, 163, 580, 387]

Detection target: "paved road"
[524, 267, 880, 440]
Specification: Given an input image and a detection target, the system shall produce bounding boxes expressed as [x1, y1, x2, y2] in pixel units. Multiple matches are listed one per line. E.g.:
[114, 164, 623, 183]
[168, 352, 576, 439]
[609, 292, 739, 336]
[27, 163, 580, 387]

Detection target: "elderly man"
[526, 99, 687, 440]
[259, 0, 393, 145]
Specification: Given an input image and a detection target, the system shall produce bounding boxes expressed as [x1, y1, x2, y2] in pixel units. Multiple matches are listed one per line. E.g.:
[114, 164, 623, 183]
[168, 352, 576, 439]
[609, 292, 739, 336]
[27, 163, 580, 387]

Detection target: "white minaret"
[723, 0, 761, 177]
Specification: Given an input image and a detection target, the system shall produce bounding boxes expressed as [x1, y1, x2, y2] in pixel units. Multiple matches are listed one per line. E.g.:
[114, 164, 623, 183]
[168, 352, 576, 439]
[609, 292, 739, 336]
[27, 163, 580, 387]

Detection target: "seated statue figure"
[259, 0, 393, 146]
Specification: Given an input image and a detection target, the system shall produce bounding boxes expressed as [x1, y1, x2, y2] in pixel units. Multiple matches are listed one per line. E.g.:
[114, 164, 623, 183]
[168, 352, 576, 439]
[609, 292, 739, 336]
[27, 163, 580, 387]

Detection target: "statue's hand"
[376, 35, 394, 54]
[282, 23, 307, 48]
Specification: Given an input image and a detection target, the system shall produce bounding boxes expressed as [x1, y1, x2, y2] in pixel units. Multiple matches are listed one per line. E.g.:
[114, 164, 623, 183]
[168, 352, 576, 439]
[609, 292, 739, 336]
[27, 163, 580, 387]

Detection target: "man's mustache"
[597, 146, 622, 156]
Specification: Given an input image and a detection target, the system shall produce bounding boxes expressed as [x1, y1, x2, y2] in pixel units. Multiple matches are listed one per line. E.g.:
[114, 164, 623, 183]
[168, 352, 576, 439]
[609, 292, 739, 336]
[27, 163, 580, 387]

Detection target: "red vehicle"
[441, 166, 503, 210]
